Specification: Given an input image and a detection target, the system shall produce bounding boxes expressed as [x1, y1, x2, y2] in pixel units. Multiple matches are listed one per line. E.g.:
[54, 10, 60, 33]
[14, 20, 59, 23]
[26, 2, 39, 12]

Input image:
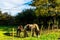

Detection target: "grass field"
[0, 26, 60, 40]
[56, 0, 60, 3]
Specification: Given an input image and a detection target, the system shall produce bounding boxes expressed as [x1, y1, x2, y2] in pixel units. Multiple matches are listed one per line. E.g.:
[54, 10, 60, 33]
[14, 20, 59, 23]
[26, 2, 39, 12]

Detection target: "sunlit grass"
[56, 0, 60, 3]
[0, 26, 60, 40]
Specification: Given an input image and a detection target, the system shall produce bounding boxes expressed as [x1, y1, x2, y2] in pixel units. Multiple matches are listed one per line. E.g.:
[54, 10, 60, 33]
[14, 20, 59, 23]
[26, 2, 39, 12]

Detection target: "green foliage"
[15, 9, 37, 25]
[0, 11, 14, 25]
[31, 0, 60, 16]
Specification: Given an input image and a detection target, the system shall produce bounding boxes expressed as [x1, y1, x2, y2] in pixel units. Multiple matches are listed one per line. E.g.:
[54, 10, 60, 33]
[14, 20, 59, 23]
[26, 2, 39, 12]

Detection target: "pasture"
[56, 0, 60, 3]
[0, 26, 60, 40]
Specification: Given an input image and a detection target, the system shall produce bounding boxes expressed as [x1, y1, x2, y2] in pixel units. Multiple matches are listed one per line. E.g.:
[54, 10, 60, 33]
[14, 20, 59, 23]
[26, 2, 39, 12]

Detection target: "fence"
[0, 25, 60, 40]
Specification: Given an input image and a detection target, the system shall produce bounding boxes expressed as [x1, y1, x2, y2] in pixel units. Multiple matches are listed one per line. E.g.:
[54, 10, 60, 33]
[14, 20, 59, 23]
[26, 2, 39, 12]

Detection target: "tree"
[30, 0, 60, 16]
[0, 11, 14, 25]
[31, 0, 48, 16]
[0, 11, 2, 20]
[30, 0, 60, 29]
[15, 9, 37, 25]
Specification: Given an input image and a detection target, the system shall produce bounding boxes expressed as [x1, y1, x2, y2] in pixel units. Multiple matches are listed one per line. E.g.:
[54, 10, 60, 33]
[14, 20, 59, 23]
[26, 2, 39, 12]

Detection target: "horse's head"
[18, 25, 24, 31]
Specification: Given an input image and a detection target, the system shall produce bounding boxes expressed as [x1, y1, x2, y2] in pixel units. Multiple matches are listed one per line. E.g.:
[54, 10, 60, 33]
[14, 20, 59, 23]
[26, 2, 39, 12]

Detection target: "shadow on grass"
[3, 32, 39, 38]
[58, 38, 60, 40]
[4, 33, 11, 36]
[3, 32, 25, 38]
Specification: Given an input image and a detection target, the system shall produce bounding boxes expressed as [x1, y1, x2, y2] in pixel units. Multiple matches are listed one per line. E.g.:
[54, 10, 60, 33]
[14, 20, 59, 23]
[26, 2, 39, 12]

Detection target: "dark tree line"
[0, 9, 37, 26]
[0, 11, 14, 26]
[15, 9, 37, 26]
[0, 9, 60, 28]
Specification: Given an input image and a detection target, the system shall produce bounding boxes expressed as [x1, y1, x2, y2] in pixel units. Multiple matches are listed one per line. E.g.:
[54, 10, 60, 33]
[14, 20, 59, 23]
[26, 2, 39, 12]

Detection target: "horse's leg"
[19, 30, 21, 37]
[17, 29, 21, 37]
[17, 29, 19, 36]
[24, 30, 28, 37]
[32, 29, 35, 37]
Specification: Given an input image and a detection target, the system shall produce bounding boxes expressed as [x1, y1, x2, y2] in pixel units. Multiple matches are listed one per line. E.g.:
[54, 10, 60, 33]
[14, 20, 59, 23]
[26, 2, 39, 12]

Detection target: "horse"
[24, 23, 40, 37]
[17, 25, 24, 37]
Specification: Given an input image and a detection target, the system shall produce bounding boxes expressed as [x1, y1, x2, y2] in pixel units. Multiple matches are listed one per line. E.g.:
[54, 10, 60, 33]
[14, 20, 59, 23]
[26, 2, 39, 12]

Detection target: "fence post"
[12, 28, 14, 40]
[40, 25, 43, 36]
[57, 21, 58, 30]
[48, 22, 50, 34]
[52, 25, 53, 31]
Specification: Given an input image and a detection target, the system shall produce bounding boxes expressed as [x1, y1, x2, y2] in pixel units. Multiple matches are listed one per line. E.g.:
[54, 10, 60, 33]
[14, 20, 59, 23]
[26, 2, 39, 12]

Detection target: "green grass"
[0, 26, 60, 40]
[56, 0, 60, 3]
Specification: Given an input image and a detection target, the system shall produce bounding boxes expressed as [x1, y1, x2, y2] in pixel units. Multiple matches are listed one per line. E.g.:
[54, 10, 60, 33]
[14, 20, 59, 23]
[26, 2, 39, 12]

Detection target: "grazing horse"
[24, 23, 40, 37]
[17, 25, 23, 37]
